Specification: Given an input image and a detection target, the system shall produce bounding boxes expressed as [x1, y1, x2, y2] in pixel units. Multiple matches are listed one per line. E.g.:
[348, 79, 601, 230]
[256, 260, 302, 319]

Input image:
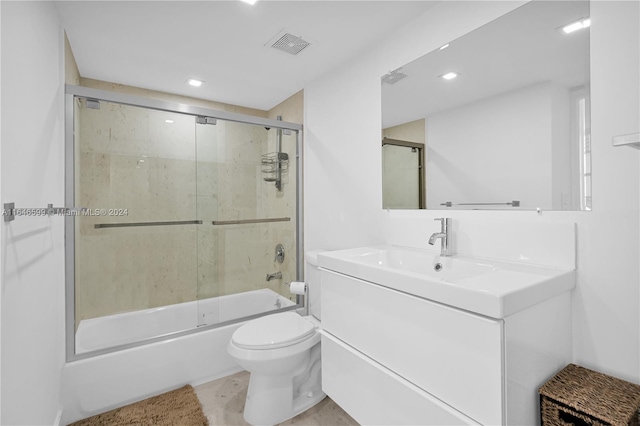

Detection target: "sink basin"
[317, 245, 575, 318]
[348, 246, 497, 281]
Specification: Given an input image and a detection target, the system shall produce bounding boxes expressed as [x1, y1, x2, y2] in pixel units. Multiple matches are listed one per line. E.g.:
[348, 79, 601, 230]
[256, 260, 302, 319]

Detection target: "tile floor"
[194, 371, 359, 426]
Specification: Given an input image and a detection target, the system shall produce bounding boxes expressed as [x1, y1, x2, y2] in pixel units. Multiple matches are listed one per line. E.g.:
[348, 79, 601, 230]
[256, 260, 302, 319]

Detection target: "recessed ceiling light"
[239, 0, 258, 5]
[440, 72, 458, 80]
[187, 79, 204, 87]
[439, 44, 450, 50]
[562, 18, 590, 34]
[165, 119, 174, 124]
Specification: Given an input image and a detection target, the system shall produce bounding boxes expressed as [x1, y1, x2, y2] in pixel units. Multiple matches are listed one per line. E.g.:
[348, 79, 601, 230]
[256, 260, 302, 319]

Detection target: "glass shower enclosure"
[65, 85, 303, 360]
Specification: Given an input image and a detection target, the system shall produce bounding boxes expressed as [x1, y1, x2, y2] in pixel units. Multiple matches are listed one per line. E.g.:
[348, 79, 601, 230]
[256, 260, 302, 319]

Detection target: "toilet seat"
[231, 312, 316, 350]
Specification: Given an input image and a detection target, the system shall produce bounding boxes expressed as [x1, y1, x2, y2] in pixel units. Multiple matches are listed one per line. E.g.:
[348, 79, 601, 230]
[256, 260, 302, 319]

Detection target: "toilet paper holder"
[289, 281, 306, 295]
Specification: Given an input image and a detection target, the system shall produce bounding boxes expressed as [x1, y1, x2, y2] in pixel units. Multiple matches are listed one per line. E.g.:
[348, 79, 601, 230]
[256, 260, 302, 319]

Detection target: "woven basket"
[539, 364, 640, 426]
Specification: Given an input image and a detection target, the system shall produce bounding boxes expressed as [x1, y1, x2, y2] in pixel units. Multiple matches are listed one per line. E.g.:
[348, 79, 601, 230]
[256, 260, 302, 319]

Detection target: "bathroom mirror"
[381, 1, 591, 211]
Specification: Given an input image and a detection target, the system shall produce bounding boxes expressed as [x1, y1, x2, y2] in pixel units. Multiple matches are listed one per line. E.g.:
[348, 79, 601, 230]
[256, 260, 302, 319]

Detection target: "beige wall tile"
[75, 80, 302, 324]
[80, 77, 268, 119]
[382, 118, 425, 144]
[65, 33, 81, 85]
[267, 90, 304, 124]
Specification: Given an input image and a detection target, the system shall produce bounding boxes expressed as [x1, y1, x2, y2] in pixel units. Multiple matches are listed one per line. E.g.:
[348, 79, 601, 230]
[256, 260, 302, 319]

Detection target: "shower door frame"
[64, 84, 304, 362]
[382, 137, 426, 209]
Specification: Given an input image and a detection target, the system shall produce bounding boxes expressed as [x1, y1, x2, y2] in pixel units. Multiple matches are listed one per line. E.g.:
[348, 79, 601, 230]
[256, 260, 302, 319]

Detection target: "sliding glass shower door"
[195, 119, 298, 327]
[67, 86, 302, 359]
[74, 99, 201, 353]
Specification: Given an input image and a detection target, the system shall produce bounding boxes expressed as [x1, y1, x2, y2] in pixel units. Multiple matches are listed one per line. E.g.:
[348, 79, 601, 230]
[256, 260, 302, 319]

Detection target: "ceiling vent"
[382, 69, 408, 85]
[267, 31, 311, 56]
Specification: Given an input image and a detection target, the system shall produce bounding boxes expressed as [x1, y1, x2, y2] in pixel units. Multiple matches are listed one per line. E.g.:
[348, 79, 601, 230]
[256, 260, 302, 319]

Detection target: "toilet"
[227, 252, 325, 425]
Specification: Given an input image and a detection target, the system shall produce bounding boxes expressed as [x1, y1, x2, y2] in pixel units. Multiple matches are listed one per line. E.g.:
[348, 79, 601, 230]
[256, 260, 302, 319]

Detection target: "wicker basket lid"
[539, 363, 640, 425]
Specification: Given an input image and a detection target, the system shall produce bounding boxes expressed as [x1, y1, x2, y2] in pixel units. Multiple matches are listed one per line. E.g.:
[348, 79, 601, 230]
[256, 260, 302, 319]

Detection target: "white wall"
[576, 0, 640, 380]
[0, 4, 4, 422]
[0, 3, 3, 422]
[426, 81, 570, 210]
[305, 0, 640, 384]
[0, 2, 65, 424]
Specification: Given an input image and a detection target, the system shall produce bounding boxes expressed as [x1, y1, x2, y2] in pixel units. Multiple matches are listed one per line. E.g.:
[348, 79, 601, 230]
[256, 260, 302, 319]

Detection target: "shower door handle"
[212, 217, 290, 225]
[94, 220, 203, 229]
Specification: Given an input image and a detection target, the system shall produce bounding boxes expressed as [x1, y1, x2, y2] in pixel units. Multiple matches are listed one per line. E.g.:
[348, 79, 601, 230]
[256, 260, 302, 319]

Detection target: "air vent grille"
[271, 33, 311, 56]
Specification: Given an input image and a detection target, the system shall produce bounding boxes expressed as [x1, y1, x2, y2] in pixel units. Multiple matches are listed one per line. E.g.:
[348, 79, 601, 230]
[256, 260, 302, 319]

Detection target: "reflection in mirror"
[382, 136, 425, 209]
[381, 1, 591, 211]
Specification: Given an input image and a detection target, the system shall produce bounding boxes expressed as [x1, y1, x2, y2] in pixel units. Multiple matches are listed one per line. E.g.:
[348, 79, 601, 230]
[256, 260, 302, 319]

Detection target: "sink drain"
[434, 263, 443, 272]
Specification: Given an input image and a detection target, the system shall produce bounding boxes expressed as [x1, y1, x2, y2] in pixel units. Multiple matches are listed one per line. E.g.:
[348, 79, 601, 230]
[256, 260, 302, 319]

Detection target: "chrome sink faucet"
[429, 218, 452, 257]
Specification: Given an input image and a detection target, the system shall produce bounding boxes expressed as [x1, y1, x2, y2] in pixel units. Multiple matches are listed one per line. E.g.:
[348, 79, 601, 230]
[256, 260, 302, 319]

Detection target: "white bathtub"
[76, 288, 295, 354]
[63, 288, 300, 424]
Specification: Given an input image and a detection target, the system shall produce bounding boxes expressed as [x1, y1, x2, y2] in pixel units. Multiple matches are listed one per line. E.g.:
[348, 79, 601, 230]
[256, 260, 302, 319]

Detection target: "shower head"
[382, 68, 408, 85]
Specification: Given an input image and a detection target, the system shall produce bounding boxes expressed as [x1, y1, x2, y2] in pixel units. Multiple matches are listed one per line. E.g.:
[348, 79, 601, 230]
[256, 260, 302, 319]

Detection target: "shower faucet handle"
[275, 244, 285, 263]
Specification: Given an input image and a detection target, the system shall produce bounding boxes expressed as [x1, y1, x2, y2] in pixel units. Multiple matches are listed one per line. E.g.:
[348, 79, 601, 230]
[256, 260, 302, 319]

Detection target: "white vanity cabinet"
[320, 268, 572, 425]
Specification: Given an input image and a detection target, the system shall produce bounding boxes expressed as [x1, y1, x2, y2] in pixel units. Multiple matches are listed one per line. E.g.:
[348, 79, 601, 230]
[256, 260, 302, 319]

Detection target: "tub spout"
[266, 272, 282, 281]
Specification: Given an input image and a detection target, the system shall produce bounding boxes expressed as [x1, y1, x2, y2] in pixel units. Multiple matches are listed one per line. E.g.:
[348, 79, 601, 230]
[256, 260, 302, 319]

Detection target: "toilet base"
[243, 344, 325, 426]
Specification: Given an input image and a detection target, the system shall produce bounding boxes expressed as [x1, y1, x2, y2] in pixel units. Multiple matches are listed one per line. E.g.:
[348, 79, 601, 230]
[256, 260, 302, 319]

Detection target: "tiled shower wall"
[74, 84, 301, 324]
[75, 103, 197, 322]
[195, 120, 298, 303]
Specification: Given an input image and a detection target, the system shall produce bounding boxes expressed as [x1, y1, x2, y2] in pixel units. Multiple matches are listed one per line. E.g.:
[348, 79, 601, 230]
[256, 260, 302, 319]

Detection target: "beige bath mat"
[69, 385, 209, 426]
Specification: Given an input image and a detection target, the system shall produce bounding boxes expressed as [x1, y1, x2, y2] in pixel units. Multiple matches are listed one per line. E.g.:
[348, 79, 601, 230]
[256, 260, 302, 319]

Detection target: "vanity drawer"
[321, 333, 479, 425]
[321, 269, 504, 425]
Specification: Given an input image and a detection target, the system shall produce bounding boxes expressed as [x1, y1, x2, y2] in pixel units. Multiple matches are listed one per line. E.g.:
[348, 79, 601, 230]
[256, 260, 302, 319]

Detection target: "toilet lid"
[232, 312, 316, 350]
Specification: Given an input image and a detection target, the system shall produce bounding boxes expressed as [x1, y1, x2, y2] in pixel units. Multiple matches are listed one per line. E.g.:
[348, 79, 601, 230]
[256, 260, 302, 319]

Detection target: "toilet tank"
[305, 250, 324, 321]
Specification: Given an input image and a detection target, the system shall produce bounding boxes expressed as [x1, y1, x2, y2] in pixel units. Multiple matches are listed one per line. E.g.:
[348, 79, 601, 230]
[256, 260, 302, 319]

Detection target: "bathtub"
[62, 288, 300, 424]
[76, 288, 295, 354]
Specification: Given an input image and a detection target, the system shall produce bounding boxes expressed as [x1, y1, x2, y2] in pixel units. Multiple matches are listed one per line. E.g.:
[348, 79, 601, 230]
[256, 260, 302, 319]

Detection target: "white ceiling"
[56, 0, 437, 111]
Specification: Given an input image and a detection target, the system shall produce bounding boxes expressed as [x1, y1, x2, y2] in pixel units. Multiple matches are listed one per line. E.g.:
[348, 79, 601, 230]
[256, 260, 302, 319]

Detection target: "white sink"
[345, 245, 497, 281]
[317, 245, 575, 318]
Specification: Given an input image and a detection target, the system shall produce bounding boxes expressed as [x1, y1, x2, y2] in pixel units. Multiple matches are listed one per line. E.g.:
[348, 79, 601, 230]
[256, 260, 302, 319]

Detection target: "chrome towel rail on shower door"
[94, 220, 203, 229]
[212, 217, 291, 226]
[91, 218, 290, 228]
